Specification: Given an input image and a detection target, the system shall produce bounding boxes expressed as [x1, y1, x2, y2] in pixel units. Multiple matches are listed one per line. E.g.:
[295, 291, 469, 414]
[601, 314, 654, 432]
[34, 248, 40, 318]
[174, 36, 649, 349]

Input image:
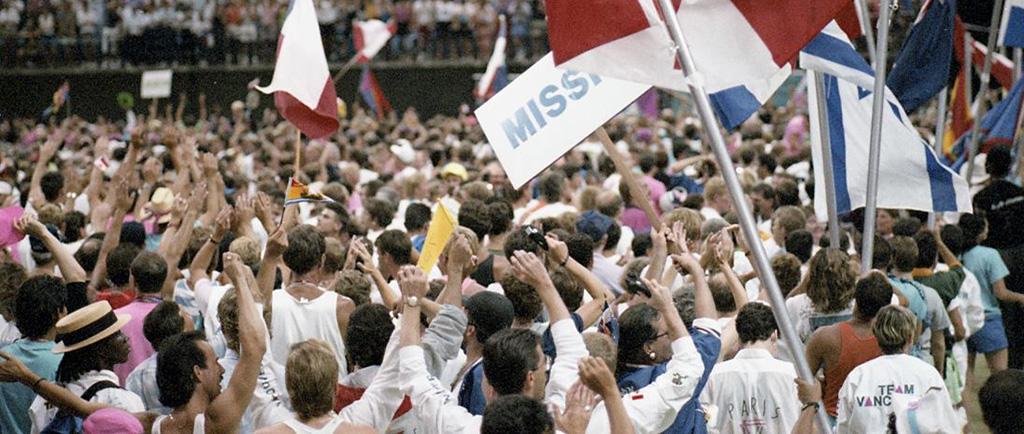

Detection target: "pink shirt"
[113, 300, 160, 385]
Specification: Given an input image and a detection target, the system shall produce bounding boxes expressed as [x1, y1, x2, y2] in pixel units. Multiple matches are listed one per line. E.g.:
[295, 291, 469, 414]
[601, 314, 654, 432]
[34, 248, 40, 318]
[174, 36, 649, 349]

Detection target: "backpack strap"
[80, 380, 120, 401]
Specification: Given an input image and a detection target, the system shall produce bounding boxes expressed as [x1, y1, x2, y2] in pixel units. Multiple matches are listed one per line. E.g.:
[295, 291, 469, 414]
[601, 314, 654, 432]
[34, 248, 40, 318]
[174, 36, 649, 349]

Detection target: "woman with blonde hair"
[836, 305, 956, 433]
[254, 340, 377, 434]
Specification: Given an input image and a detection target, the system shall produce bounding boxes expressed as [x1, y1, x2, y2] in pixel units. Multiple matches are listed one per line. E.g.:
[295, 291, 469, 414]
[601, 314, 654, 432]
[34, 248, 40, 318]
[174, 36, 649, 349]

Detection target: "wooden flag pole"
[332, 56, 361, 83]
[295, 128, 302, 169]
[596, 127, 662, 231]
[650, 0, 831, 430]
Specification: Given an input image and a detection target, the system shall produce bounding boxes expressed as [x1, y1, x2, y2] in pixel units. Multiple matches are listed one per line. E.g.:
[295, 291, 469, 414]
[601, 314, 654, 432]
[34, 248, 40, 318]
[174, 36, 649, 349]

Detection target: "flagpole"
[596, 127, 661, 231]
[649, 0, 831, 431]
[856, 0, 877, 67]
[964, 0, 1007, 186]
[860, 0, 897, 275]
[1014, 48, 1022, 81]
[295, 129, 302, 169]
[812, 71, 842, 248]
[332, 56, 361, 83]
[928, 87, 949, 229]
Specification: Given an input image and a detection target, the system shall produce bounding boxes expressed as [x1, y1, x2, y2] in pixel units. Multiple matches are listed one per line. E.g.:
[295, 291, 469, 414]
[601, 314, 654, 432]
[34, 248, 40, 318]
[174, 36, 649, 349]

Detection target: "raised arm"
[29, 131, 64, 210]
[89, 178, 133, 291]
[256, 224, 288, 310]
[439, 233, 474, 309]
[188, 206, 232, 290]
[353, 240, 399, 309]
[547, 235, 614, 304]
[206, 252, 267, 433]
[710, 231, 747, 311]
[671, 253, 716, 320]
[644, 226, 668, 282]
[578, 358, 634, 434]
[159, 187, 207, 299]
[16, 214, 87, 283]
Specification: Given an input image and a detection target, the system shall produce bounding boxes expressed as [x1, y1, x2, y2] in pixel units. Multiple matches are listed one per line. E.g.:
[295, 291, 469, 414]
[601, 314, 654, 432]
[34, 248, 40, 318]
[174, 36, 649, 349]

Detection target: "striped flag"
[999, 0, 1024, 47]
[544, 0, 849, 129]
[256, 0, 339, 139]
[802, 23, 971, 217]
[359, 66, 392, 119]
[284, 178, 335, 206]
[42, 82, 70, 118]
[354, 19, 396, 64]
[474, 15, 508, 103]
[943, 75, 972, 158]
[955, 16, 1015, 91]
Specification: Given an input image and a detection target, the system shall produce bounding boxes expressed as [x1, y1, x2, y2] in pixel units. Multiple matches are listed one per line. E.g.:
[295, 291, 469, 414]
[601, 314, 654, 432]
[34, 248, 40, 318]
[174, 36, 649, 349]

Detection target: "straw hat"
[53, 301, 131, 354]
[142, 187, 175, 224]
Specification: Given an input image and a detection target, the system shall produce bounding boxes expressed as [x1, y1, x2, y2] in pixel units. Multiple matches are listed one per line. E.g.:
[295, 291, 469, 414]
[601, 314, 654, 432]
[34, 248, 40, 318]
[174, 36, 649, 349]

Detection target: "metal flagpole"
[860, 0, 898, 275]
[856, 0, 878, 67]
[813, 71, 842, 248]
[964, 0, 1007, 185]
[650, 0, 831, 431]
[928, 87, 949, 229]
[1014, 48, 1022, 81]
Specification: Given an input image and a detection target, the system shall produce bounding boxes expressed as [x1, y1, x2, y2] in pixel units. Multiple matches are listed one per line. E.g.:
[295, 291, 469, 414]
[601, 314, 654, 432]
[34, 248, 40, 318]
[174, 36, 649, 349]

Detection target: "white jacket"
[400, 319, 587, 434]
[700, 348, 798, 434]
[586, 336, 705, 434]
[837, 354, 952, 434]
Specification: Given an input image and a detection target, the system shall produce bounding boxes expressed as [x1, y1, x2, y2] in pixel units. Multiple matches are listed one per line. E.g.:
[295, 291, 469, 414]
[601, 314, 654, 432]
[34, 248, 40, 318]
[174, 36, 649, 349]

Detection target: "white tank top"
[152, 413, 206, 434]
[282, 415, 346, 434]
[270, 288, 348, 377]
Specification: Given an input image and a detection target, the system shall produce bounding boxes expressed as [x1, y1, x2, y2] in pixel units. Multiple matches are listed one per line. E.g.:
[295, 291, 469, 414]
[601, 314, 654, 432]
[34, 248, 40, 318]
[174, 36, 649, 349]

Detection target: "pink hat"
[82, 408, 143, 434]
[0, 206, 25, 249]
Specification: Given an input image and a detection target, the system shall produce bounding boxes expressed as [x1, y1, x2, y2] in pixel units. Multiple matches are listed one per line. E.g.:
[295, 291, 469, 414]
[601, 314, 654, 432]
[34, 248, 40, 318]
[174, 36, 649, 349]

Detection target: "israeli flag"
[801, 22, 972, 219]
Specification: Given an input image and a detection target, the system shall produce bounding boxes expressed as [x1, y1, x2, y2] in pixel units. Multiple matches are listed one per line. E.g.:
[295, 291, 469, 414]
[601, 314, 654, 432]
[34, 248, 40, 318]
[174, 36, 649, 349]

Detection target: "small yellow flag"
[417, 201, 457, 273]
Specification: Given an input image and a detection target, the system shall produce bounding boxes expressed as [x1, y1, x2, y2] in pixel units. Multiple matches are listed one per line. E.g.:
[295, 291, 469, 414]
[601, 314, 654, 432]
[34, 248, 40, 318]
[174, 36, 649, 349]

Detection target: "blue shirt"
[0, 339, 62, 434]
[457, 361, 486, 416]
[962, 246, 1011, 318]
[889, 277, 928, 323]
[617, 320, 721, 433]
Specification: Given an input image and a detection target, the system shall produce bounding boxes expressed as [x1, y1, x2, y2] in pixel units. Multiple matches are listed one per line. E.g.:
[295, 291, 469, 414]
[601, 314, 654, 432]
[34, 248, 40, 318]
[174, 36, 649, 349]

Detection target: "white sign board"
[475, 53, 650, 188]
[140, 70, 173, 99]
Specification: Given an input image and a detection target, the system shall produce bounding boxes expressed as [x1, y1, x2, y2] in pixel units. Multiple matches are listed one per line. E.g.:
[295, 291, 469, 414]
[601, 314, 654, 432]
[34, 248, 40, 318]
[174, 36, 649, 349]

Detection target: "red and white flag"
[545, 0, 850, 102]
[354, 19, 396, 64]
[257, 0, 338, 139]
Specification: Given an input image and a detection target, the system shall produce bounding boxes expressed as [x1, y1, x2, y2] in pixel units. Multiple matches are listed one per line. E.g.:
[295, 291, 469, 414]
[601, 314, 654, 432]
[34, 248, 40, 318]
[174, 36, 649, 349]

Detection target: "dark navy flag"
[980, 77, 1024, 149]
[887, 0, 955, 113]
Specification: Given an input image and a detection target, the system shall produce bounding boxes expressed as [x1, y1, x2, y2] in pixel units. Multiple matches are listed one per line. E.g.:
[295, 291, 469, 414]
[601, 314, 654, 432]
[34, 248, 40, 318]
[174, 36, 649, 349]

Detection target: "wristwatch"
[405, 296, 419, 308]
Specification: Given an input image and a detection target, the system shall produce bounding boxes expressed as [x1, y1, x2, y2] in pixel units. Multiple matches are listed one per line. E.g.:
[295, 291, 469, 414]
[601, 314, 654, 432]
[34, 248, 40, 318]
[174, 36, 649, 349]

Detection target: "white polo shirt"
[700, 348, 799, 433]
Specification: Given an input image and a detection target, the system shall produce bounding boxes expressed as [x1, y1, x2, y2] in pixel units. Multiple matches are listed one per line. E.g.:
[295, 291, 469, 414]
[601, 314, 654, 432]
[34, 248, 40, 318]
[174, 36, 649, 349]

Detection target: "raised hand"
[546, 234, 569, 267]
[510, 251, 552, 289]
[212, 206, 234, 242]
[265, 225, 289, 259]
[554, 381, 600, 434]
[188, 181, 208, 214]
[113, 178, 134, 212]
[234, 193, 255, 225]
[142, 157, 161, 184]
[14, 214, 46, 238]
[222, 252, 250, 286]
[577, 357, 619, 398]
[641, 277, 672, 313]
[448, 233, 474, 271]
[397, 265, 428, 299]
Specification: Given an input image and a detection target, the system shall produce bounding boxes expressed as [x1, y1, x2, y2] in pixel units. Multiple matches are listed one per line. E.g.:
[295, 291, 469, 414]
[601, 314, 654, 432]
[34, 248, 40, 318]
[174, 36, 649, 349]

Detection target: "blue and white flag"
[808, 74, 971, 218]
[887, 0, 955, 113]
[999, 0, 1024, 47]
[802, 22, 971, 218]
[979, 77, 1024, 148]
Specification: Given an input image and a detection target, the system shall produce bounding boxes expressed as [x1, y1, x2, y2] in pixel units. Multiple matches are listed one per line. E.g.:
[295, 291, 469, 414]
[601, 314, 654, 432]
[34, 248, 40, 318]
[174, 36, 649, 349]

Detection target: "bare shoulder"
[255, 423, 296, 434]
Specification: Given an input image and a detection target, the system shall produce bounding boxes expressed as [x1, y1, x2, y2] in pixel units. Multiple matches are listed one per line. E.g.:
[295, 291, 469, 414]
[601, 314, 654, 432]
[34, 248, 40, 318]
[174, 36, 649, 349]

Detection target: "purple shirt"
[113, 300, 159, 385]
[622, 207, 652, 234]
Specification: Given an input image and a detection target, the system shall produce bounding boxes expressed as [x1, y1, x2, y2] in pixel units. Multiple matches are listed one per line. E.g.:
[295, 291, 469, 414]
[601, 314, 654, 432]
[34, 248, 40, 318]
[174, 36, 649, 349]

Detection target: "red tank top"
[823, 321, 882, 416]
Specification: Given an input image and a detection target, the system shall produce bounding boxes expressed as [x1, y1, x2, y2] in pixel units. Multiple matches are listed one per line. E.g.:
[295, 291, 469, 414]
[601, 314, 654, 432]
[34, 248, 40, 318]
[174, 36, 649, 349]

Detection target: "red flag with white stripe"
[257, 0, 339, 139]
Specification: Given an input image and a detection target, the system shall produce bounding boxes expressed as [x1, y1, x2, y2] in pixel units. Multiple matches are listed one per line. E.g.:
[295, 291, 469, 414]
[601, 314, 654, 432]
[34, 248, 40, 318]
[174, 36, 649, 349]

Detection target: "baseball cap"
[576, 211, 613, 243]
[464, 291, 514, 344]
[440, 163, 468, 181]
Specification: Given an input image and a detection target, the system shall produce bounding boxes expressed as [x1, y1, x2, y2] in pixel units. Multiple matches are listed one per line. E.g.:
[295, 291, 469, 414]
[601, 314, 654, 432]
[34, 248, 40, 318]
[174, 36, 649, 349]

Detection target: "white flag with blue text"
[802, 22, 971, 219]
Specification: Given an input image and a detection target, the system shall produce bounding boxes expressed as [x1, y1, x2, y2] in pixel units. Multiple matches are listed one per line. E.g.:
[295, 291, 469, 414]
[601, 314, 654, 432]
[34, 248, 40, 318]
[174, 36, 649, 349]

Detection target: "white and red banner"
[257, 0, 339, 139]
[354, 19, 396, 64]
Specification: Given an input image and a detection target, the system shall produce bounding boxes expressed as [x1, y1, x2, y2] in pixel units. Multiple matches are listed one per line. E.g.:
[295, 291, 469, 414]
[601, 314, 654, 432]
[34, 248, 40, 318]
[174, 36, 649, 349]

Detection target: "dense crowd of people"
[0, 0, 545, 68]
[0, 88, 1020, 434]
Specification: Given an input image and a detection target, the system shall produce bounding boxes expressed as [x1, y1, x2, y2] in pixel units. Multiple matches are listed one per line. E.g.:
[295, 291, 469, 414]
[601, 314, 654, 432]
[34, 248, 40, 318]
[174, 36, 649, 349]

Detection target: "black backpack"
[40, 380, 121, 434]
